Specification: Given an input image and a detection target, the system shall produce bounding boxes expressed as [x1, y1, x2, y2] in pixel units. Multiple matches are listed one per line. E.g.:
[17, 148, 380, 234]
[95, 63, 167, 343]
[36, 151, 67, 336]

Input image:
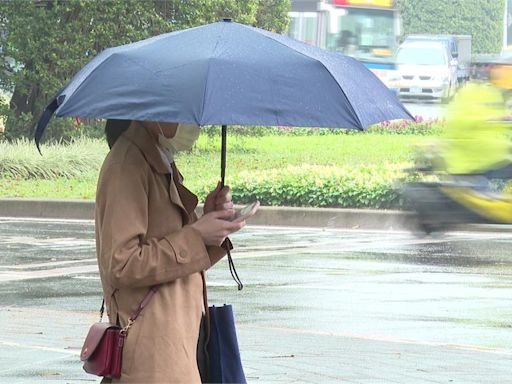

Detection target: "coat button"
[179, 250, 188, 259]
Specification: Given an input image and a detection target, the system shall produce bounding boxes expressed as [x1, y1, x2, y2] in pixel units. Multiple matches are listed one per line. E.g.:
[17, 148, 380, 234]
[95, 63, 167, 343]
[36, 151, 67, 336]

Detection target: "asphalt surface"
[403, 102, 446, 120]
[1, 218, 512, 383]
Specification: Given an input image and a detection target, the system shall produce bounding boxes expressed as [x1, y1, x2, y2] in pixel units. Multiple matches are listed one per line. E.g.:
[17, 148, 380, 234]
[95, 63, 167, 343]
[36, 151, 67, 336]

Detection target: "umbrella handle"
[219, 124, 243, 290]
[221, 125, 227, 187]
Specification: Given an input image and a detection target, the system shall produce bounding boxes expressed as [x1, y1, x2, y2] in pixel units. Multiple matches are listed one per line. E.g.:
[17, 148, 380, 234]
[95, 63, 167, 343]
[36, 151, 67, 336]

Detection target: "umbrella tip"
[221, 18, 232, 22]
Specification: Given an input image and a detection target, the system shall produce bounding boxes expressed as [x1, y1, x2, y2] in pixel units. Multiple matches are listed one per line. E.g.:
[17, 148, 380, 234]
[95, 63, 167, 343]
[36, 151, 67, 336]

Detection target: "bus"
[288, 0, 401, 89]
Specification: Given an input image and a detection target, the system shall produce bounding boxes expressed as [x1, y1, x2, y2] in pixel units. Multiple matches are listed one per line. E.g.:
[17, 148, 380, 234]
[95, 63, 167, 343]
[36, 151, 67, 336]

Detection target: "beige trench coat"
[95, 122, 227, 383]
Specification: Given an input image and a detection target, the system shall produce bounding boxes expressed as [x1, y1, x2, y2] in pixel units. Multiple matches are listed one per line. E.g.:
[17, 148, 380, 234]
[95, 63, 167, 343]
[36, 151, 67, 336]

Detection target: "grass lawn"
[0, 133, 430, 201]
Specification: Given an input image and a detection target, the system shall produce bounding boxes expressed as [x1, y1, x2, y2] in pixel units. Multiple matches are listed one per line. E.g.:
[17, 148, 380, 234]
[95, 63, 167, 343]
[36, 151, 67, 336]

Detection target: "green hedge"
[397, 0, 506, 54]
[194, 165, 410, 209]
[0, 132, 430, 208]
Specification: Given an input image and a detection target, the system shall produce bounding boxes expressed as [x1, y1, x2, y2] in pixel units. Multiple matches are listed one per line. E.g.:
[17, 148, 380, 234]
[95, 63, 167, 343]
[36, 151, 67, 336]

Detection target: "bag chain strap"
[99, 285, 161, 336]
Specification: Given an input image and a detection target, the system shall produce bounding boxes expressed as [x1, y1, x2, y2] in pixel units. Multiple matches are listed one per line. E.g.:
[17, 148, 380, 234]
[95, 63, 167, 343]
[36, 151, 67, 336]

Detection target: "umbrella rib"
[200, 24, 225, 125]
[313, 59, 364, 128]
[58, 54, 166, 118]
[56, 53, 118, 116]
[240, 24, 364, 128]
[57, 29, 192, 115]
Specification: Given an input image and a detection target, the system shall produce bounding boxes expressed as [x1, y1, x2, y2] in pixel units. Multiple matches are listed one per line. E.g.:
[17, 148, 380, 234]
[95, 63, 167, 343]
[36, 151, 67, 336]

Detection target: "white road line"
[0, 264, 98, 282]
[0, 217, 94, 224]
[241, 324, 512, 356]
[72, 275, 100, 280]
[0, 305, 97, 318]
[0, 240, 501, 281]
[0, 340, 79, 356]
[232, 237, 457, 259]
[0, 258, 97, 271]
[2, 236, 94, 246]
[0, 230, 509, 281]
[0, 355, 81, 377]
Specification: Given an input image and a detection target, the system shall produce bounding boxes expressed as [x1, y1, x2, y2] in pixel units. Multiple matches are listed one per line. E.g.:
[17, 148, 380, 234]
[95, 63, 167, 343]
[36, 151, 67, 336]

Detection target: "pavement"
[1, 218, 512, 383]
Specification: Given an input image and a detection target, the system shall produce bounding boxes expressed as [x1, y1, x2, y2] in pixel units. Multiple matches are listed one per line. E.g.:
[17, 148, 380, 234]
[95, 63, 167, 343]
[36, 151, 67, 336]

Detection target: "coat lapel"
[123, 122, 197, 223]
[168, 173, 189, 223]
[123, 122, 171, 174]
[171, 162, 198, 223]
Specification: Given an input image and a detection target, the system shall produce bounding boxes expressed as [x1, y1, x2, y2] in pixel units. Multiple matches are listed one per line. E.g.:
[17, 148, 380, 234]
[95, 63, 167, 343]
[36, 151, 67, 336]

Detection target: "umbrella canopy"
[35, 19, 412, 146]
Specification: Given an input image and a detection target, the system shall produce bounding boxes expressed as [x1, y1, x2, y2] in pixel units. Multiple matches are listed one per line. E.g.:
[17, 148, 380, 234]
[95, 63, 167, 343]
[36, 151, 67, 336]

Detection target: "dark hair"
[105, 119, 132, 149]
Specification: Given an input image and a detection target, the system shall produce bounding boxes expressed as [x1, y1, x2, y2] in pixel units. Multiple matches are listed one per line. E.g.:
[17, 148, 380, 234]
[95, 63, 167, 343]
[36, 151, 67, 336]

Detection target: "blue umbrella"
[35, 19, 412, 147]
[34, 19, 413, 290]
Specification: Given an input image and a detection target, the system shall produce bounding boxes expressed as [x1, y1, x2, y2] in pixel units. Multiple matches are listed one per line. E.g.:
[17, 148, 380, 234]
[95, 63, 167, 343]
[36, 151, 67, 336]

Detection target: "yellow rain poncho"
[442, 83, 509, 175]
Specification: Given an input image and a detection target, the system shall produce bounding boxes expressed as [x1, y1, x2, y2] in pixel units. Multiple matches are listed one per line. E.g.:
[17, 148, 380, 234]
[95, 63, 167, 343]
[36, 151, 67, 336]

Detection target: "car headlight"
[388, 73, 401, 82]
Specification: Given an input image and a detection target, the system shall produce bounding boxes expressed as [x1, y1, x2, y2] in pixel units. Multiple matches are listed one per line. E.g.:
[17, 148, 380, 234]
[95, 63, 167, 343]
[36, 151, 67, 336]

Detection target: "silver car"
[395, 41, 458, 103]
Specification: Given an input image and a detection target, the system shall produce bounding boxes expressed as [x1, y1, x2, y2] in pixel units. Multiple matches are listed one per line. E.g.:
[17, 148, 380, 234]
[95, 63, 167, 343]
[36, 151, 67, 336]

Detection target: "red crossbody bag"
[80, 286, 159, 379]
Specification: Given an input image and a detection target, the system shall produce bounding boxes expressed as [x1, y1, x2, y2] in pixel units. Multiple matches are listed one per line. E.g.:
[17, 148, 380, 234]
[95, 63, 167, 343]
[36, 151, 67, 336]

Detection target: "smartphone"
[232, 201, 260, 222]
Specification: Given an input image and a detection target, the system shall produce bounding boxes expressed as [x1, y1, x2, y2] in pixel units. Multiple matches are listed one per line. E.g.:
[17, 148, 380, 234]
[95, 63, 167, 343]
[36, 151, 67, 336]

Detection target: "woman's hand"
[203, 182, 235, 219]
[191, 210, 245, 246]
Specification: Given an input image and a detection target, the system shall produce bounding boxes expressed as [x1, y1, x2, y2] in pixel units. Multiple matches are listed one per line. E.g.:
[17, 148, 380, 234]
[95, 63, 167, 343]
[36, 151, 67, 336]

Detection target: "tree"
[256, 0, 290, 32]
[0, 0, 290, 140]
[397, 0, 505, 55]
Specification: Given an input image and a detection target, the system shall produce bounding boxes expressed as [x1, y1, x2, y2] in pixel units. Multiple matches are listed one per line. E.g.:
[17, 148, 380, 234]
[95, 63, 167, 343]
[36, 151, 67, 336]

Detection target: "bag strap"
[99, 285, 160, 336]
[99, 299, 105, 322]
[98, 291, 120, 324]
[129, 284, 160, 322]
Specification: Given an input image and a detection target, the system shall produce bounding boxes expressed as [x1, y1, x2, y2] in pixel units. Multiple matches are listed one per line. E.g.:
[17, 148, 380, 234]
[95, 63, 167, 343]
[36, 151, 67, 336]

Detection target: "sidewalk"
[1, 219, 512, 383]
[2, 306, 510, 383]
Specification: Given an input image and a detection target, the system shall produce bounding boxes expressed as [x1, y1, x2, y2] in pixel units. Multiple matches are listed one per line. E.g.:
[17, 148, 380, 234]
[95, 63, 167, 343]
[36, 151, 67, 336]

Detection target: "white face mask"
[158, 123, 201, 161]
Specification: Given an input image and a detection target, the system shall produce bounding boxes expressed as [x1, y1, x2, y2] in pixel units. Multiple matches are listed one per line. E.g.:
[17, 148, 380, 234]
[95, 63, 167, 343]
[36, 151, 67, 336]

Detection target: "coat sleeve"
[188, 210, 232, 267]
[96, 160, 216, 289]
[204, 240, 231, 268]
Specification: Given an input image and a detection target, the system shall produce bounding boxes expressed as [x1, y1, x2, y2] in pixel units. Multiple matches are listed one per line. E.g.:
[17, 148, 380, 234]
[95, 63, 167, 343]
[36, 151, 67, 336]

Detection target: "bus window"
[326, 8, 395, 58]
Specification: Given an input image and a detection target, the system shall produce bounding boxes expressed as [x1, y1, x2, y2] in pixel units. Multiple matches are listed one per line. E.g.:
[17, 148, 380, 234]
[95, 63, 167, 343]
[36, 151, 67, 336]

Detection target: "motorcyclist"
[440, 78, 511, 188]
[404, 61, 512, 231]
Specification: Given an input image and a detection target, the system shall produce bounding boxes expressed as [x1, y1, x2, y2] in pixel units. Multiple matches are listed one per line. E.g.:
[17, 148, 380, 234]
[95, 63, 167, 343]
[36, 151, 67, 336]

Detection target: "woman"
[95, 119, 246, 383]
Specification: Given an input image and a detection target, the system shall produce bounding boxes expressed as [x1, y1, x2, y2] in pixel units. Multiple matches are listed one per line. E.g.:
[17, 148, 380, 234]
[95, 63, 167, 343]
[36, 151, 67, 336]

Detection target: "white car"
[395, 41, 458, 102]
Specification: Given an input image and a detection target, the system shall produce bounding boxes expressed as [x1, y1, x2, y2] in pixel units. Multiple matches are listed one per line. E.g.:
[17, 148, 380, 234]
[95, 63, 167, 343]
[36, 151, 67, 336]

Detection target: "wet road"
[403, 102, 446, 120]
[1, 218, 512, 383]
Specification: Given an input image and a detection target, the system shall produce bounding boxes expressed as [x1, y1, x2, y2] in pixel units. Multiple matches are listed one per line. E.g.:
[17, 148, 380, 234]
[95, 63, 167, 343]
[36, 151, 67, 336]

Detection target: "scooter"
[404, 63, 512, 233]
[403, 140, 512, 234]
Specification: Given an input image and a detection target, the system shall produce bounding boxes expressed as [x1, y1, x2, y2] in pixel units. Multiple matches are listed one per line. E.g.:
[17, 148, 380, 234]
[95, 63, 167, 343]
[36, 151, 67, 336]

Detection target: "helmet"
[489, 52, 512, 90]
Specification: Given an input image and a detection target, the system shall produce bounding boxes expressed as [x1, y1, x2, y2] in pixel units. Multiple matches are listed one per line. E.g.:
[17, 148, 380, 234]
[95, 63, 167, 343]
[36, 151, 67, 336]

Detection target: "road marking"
[0, 264, 98, 282]
[0, 258, 97, 270]
[0, 340, 79, 356]
[0, 355, 81, 377]
[0, 217, 94, 224]
[241, 324, 512, 356]
[1, 225, 511, 281]
[2, 235, 94, 247]
[72, 275, 100, 280]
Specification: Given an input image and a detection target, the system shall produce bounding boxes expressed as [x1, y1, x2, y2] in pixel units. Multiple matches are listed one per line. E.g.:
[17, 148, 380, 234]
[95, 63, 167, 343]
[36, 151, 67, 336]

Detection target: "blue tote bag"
[207, 305, 247, 384]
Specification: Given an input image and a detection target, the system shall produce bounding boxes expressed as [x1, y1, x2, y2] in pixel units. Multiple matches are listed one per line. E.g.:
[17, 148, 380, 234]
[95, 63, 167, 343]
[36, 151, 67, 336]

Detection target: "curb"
[0, 198, 95, 221]
[1, 198, 511, 232]
[0, 198, 416, 230]
[249, 206, 416, 230]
